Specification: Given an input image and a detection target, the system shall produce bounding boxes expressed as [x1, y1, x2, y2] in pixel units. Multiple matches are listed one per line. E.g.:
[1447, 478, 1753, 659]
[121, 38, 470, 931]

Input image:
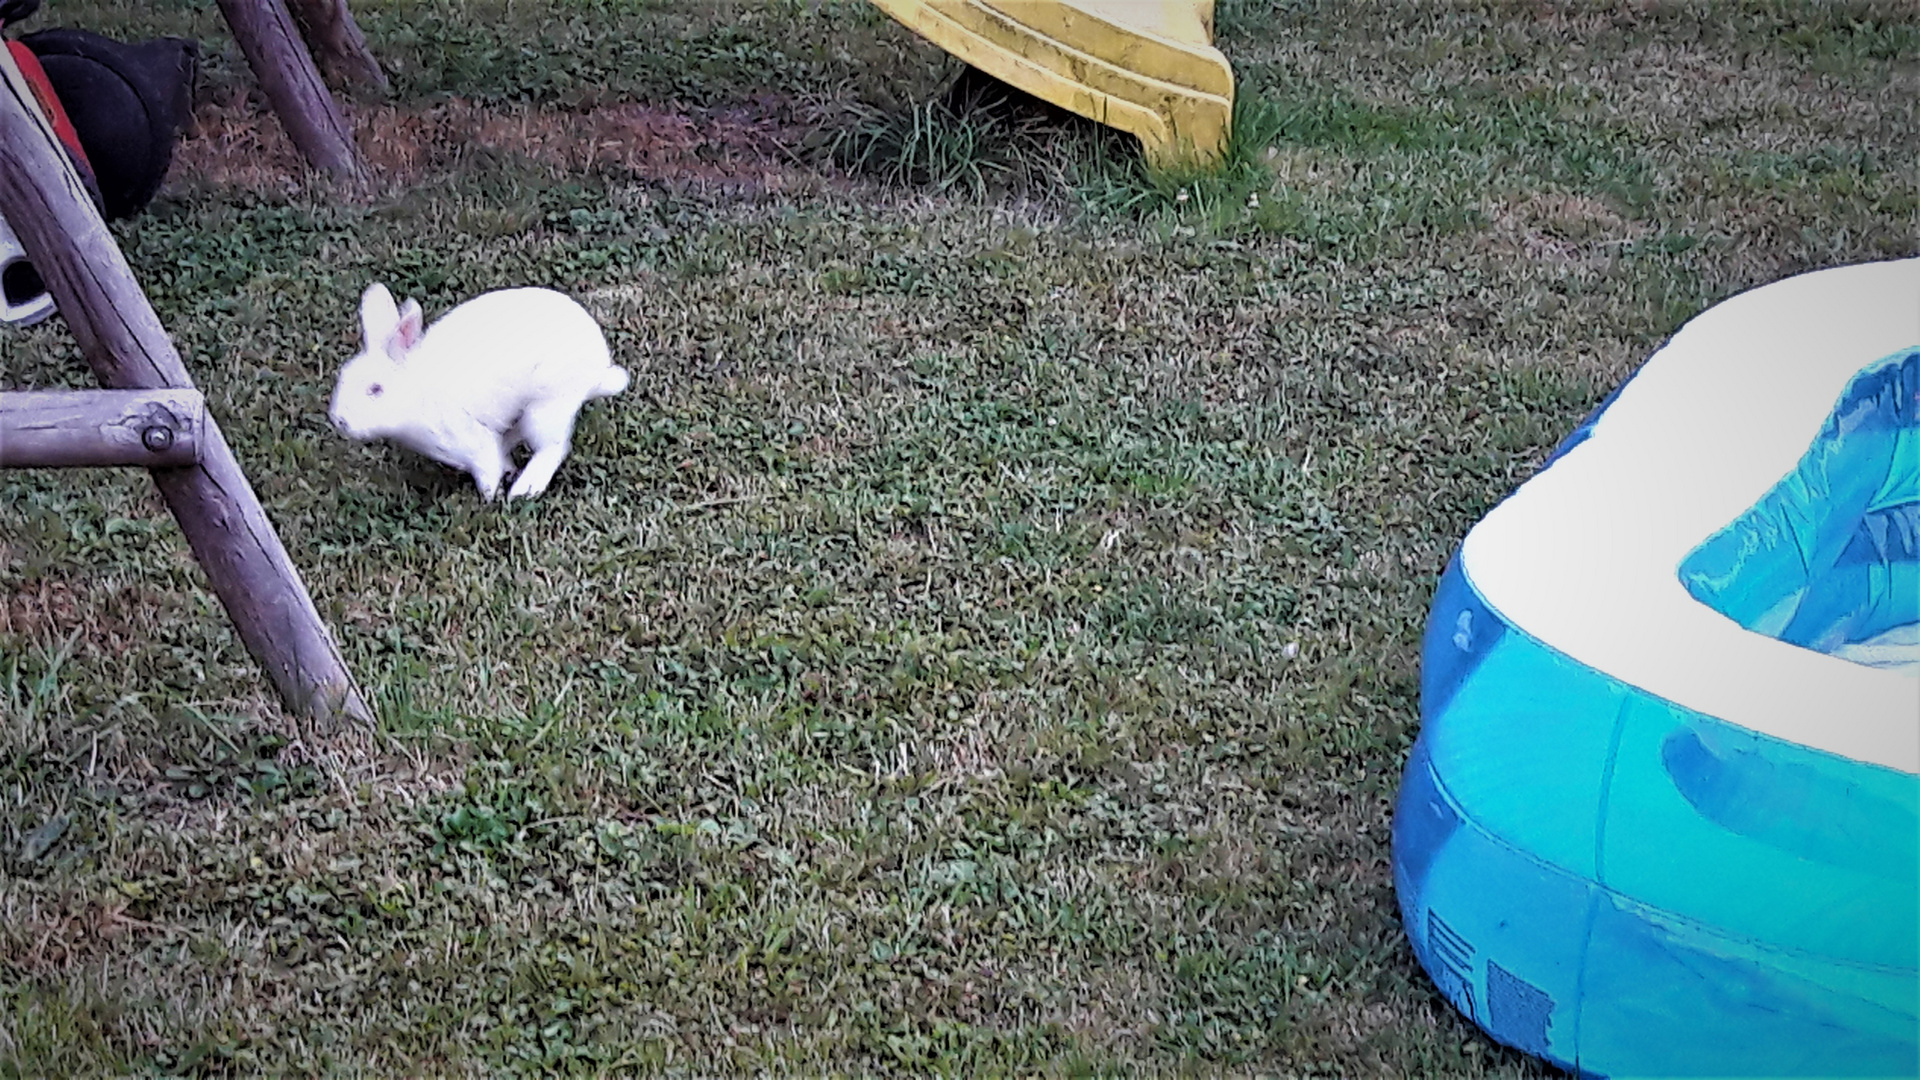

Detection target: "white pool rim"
[1460, 257, 1920, 775]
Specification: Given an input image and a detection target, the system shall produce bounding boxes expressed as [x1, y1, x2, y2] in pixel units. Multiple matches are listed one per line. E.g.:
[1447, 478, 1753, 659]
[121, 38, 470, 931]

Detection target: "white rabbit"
[328, 283, 630, 501]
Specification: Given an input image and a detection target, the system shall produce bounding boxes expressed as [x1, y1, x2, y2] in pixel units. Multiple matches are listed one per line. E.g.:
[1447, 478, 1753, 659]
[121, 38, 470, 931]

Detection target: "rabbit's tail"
[592, 366, 632, 399]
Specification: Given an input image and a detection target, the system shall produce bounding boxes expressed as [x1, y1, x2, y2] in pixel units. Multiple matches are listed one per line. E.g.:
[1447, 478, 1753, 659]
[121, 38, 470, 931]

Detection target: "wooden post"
[285, 0, 389, 94]
[1, 388, 204, 468]
[215, 0, 370, 183]
[0, 70, 372, 726]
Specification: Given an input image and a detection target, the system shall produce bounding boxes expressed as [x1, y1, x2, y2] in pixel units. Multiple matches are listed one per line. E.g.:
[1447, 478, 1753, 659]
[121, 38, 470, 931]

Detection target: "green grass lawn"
[2, 0, 1915, 1074]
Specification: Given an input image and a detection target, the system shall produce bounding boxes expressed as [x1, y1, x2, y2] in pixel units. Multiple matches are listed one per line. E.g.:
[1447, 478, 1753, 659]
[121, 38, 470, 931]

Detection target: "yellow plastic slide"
[868, 0, 1235, 168]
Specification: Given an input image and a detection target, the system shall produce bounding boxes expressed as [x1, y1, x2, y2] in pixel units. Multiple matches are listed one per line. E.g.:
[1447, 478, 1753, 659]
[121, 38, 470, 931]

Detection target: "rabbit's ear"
[389, 299, 425, 360]
[359, 283, 399, 346]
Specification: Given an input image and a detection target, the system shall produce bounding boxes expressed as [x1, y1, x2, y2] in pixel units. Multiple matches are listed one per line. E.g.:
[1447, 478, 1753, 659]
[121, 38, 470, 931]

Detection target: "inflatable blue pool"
[1393, 258, 1919, 1078]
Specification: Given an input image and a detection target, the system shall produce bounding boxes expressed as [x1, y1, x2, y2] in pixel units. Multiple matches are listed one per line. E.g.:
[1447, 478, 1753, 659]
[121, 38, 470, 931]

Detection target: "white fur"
[328, 283, 630, 501]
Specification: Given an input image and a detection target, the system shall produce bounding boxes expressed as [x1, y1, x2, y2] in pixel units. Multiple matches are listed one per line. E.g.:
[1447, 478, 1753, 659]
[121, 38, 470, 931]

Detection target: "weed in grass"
[805, 67, 1084, 198]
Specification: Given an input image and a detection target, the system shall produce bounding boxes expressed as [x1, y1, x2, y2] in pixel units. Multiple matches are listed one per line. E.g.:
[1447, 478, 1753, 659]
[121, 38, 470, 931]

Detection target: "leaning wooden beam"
[286, 0, 389, 94]
[0, 73, 372, 725]
[215, 0, 371, 183]
[0, 388, 204, 468]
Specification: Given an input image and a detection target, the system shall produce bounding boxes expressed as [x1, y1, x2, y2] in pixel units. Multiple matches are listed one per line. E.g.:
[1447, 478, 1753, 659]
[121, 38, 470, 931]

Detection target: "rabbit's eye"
[368, 383, 384, 397]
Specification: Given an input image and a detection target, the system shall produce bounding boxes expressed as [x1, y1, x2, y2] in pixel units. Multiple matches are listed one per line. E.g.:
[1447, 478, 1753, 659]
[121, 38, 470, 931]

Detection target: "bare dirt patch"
[170, 94, 821, 198]
[1482, 191, 1652, 270]
[0, 575, 83, 640]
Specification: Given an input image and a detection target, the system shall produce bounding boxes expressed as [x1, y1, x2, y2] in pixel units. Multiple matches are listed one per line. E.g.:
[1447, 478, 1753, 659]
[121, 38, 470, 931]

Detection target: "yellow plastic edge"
[869, 0, 1235, 169]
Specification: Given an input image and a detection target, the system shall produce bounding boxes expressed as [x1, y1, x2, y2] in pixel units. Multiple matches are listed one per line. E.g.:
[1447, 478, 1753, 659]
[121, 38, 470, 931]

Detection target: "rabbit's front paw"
[506, 456, 561, 500]
[468, 461, 507, 502]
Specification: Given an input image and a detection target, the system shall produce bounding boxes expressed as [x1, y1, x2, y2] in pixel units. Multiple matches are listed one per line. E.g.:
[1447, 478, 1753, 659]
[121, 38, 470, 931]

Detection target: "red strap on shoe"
[4, 39, 105, 211]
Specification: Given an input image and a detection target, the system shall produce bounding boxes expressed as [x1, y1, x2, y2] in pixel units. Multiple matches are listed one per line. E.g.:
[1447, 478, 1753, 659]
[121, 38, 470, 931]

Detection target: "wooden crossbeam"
[0, 388, 205, 468]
